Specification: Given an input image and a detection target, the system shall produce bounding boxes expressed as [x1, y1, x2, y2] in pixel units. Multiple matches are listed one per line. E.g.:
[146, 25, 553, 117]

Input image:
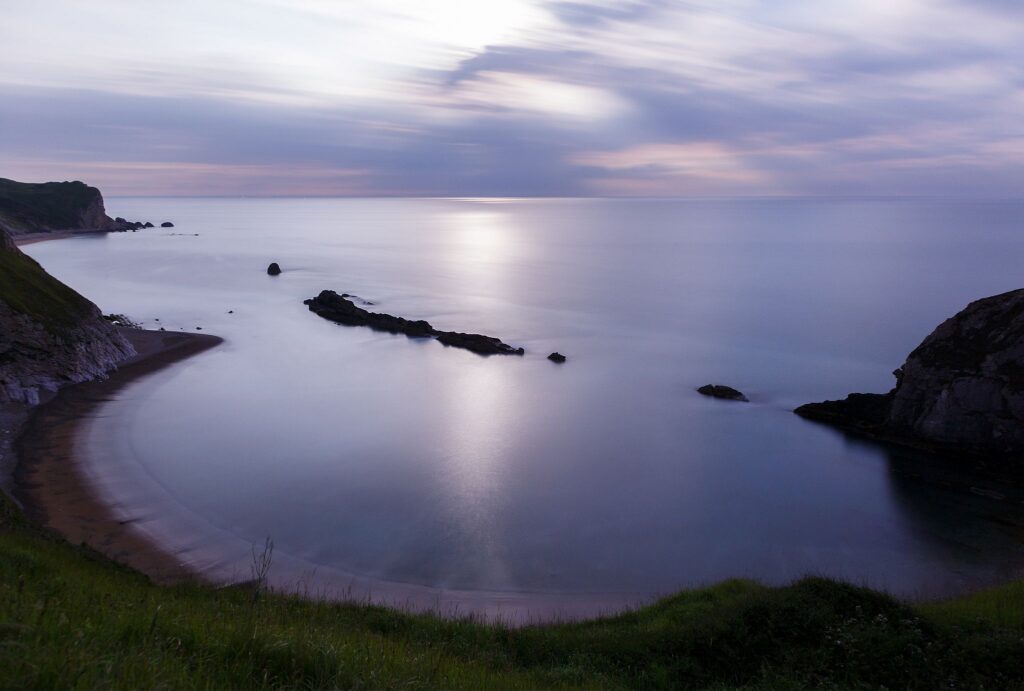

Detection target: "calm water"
[24, 198, 1024, 615]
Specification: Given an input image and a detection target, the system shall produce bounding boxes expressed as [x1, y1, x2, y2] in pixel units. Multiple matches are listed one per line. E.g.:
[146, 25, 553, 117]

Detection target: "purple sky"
[2, 0, 1022, 196]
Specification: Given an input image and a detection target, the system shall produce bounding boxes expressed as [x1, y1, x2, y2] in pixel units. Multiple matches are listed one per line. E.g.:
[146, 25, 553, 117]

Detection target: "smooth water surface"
[25, 198, 1024, 612]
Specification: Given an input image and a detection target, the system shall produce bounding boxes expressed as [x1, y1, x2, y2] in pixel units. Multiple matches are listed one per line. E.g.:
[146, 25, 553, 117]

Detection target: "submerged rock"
[267, 262, 281, 276]
[697, 385, 749, 402]
[548, 352, 567, 363]
[796, 289, 1024, 465]
[304, 290, 524, 356]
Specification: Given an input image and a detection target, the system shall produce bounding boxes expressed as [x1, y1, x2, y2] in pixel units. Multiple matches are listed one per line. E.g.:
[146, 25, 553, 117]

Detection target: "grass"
[3, 493, 1024, 689]
[0, 239, 96, 330]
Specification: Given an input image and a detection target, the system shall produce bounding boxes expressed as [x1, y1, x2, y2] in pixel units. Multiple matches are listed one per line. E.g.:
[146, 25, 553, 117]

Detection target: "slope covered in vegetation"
[2, 491, 1024, 690]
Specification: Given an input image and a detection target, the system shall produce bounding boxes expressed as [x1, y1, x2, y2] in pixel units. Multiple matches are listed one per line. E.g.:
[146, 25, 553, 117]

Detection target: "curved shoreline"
[11, 327, 644, 623]
[14, 328, 224, 585]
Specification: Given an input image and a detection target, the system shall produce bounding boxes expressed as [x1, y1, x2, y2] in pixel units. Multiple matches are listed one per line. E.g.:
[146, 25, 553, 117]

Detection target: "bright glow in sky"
[1, 0, 1022, 196]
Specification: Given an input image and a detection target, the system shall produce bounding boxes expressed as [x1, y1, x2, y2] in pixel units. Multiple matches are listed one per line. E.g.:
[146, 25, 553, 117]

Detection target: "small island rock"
[547, 352, 567, 363]
[267, 262, 282, 276]
[160, 221, 174, 227]
[697, 384, 749, 402]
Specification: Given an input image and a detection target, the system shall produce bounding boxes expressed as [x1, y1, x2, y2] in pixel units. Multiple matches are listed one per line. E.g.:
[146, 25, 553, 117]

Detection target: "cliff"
[0, 227, 135, 404]
[796, 289, 1024, 467]
[0, 177, 141, 235]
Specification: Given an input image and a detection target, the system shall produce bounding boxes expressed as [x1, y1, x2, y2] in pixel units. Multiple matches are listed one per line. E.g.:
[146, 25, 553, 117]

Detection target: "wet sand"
[13, 229, 113, 246]
[14, 329, 223, 584]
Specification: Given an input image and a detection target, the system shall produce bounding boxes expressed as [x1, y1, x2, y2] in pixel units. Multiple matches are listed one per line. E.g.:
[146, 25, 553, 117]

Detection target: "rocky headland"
[796, 289, 1024, 469]
[0, 227, 135, 405]
[304, 289, 525, 356]
[0, 177, 148, 236]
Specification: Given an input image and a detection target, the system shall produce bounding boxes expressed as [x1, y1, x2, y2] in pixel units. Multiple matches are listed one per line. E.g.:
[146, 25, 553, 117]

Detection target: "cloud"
[1, 0, 1022, 196]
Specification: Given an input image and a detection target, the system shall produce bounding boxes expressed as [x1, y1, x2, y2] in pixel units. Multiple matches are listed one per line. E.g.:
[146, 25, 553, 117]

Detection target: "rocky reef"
[304, 290, 524, 356]
[697, 384, 748, 402]
[796, 289, 1024, 465]
[0, 177, 146, 235]
[0, 228, 135, 404]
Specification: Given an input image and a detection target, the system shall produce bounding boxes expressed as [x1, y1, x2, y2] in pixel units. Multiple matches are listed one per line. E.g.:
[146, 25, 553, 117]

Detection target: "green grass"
[0, 241, 96, 330]
[2, 490, 1024, 690]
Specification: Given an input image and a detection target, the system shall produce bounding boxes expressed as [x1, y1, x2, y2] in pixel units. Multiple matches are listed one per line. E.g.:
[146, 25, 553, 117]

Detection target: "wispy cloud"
[1, 0, 1022, 195]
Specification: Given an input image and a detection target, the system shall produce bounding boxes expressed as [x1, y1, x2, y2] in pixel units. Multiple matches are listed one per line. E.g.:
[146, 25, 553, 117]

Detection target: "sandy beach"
[12, 228, 114, 246]
[13, 328, 223, 584]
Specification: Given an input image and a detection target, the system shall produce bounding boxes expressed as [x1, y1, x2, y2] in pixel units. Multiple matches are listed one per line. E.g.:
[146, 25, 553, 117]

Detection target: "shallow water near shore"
[21, 197, 1024, 615]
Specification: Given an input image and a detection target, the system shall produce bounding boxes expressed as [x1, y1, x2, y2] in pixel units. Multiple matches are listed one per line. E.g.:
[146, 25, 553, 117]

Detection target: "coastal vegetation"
[3, 492, 1024, 689]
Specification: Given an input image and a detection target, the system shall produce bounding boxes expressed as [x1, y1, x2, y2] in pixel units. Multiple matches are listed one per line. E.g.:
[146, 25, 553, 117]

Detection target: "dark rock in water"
[548, 352, 567, 363]
[796, 289, 1024, 466]
[267, 262, 281, 276]
[161, 221, 174, 227]
[304, 290, 524, 356]
[436, 331, 525, 356]
[143, 222, 154, 228]
[697, 384, 749, 402]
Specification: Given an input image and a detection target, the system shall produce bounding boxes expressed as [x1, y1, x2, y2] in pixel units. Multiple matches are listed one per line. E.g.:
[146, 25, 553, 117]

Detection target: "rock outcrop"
[697, 384, 749, 402]
[796, 289, 1024, 463]
[304, 290, 525, 356]
[0, 228, 135, 404]
[0, 177, 145, 235]
[161, 222, 174, 228]
[267, 262, 282, 276]
[547, 352, 567, 363]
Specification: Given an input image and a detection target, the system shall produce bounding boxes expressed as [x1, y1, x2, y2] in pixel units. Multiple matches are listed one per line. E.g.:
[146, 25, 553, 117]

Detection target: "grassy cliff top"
[1, 489, 1023, 689]
[0, 177, 103, 233]
[0, 232, 96, 328]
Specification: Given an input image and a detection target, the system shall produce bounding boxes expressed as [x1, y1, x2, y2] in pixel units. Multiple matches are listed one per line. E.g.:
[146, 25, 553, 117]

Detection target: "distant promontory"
[0, 177, 146, 236]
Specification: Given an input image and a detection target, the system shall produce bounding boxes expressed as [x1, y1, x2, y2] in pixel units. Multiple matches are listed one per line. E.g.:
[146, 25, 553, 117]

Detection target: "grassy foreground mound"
[2, 494, 1024, 690]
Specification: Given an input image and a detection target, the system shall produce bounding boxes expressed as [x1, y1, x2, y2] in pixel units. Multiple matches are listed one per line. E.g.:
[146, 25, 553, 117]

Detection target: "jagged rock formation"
[697, 384, 749, 402]
[0, 177, 145, 235]
[304, 290, 525, 356]
[796, 289, 1024, 463]
[0, 228, 135, 404]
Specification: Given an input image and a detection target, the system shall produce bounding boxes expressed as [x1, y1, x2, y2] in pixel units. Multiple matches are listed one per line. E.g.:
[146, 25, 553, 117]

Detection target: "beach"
[13, 328, 222, 585]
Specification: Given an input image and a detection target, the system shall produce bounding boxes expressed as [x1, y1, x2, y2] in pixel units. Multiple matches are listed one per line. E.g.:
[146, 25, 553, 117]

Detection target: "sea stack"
[697, 385, 749, 402]
[796, 289, 1024, 465]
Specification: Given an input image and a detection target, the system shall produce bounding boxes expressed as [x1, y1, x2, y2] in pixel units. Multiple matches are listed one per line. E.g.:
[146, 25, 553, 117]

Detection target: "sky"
[2, 0, 1023, 197]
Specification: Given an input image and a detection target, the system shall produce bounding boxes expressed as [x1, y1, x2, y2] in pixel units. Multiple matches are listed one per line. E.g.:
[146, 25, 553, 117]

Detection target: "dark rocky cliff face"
[0, 178, 124, 235]
[796, 289, 1024, 463]
[0, 228, 134, 404]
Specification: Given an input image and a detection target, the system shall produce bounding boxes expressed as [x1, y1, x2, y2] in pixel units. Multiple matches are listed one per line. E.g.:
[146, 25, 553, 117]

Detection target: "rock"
[143, 222, 154, 228]
[267, 262, 282, 276]
[548, 352, 567, 363]
[435, 331, 525, 356]
[0, 228, 135, 404]
[161, 221, 174, 228]
[697, 384, 749, 402]
[795, 289, 1024, 464]
[304, 290, 524, 356]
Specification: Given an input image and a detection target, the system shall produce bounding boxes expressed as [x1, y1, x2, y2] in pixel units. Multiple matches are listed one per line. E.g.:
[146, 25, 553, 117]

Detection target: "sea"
[22, 197, 1024, 617]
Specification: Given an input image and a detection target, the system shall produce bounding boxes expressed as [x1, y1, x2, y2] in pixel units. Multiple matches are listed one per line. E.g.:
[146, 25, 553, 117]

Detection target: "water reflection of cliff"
[836, 430, 1024, 597]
